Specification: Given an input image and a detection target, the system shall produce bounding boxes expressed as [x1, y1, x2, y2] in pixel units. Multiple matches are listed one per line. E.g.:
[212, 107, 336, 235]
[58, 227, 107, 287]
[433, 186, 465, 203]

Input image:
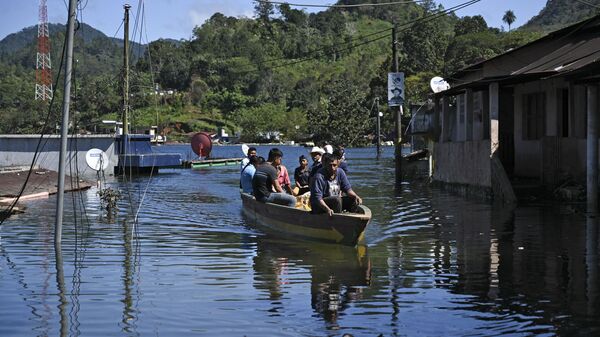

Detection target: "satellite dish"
[430, 76, 450, 93]
[85, 148, 109, 171]
[190, 132, 213, 157]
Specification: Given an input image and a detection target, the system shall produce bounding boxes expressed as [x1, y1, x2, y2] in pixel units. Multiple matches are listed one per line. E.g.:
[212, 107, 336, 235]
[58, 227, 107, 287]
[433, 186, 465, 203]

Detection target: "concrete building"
[432, 14, 600, 210]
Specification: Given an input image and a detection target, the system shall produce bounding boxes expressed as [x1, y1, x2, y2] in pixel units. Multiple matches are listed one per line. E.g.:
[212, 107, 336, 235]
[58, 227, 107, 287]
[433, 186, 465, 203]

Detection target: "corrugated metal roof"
[437, 15, 600, 96]
[511, 31, 600, 75]
[447, 14, 600, 87]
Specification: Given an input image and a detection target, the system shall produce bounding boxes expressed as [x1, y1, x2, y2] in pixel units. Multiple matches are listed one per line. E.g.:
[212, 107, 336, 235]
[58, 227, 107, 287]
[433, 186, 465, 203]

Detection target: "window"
[558, 88, 569, 137]
[522, 92, 546, 140]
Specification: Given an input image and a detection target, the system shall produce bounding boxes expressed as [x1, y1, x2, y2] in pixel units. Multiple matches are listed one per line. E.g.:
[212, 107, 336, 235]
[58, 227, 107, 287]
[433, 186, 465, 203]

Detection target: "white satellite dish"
[85, 148, 109, 171]
[430, 76, 450, 93]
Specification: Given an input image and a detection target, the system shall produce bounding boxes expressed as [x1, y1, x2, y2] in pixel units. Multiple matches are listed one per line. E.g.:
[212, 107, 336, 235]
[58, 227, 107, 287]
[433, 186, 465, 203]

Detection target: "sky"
[0, 0, 548, 43]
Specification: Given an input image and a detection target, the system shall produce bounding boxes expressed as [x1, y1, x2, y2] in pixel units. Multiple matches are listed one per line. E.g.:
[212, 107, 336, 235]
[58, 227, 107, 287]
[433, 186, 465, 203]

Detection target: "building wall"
[512, 79, 596, 184]
[433, 140, 492, 188]
[513, 79, 571, 178]
[0, 134, 117, 178]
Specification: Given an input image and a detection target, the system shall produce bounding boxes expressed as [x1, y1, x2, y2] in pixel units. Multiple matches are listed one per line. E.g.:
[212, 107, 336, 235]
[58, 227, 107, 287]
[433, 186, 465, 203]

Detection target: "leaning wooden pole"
[54, 0, 77, 246]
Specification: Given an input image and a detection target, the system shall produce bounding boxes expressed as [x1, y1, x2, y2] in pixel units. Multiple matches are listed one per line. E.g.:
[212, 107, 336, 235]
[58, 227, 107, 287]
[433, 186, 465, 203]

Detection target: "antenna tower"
[35, 0, 53, 101]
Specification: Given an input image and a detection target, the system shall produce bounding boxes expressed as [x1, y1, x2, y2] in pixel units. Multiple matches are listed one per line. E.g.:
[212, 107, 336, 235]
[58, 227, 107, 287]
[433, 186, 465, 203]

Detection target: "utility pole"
[54, 0, 77, 246]
[376, 97, 381, 158]
[392, 25, 402, 185]
[123, 4, 131, 136]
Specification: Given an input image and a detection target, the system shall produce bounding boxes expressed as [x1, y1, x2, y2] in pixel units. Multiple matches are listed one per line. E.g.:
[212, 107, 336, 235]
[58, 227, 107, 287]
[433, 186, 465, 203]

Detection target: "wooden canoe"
[241, 192, 371, 246]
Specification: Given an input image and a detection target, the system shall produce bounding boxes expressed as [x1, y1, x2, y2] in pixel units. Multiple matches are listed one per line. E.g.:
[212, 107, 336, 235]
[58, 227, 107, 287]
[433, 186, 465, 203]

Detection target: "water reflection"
[54, 244, 68, 337]
[586, 217, 599, 317]
[252, 237, 371, 329]
[120, 219, 141, 336]
[426, 195, 600, 335]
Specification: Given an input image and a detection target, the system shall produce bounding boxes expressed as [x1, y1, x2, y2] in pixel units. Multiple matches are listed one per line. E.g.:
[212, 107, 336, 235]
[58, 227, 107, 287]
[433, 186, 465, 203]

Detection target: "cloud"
[188, 0, 254, 28]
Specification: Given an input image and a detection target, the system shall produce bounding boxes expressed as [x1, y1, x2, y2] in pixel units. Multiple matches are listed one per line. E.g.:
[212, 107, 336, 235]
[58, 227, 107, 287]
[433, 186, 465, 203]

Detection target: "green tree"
[454, 15, 489, 36]
[307, 75, 370, 146]
[234, 102, 305, 142]
[254, 0, 274, 22]
[278, 4, 307, 26]
[503, 10, 516, 31]
[444, 31, 501, 74]
[399, 18, 450, 75]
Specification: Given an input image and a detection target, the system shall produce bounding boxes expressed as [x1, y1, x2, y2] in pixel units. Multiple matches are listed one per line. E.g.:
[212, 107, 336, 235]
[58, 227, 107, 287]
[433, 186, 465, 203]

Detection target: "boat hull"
[241, 193, 371, 246]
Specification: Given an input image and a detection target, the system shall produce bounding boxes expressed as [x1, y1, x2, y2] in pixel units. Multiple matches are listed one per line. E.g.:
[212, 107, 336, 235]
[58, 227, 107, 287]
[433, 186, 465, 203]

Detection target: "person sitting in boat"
[240, 155, 264, 194]
[308, 146, 325, 178]
[333, 146, 348, 173]
[275, 152, 293, 195]
[240, 146, 257, 172]
[293, 155, 310, 196]
[252, 148, 297, 207]
[309, 153, 362, 216]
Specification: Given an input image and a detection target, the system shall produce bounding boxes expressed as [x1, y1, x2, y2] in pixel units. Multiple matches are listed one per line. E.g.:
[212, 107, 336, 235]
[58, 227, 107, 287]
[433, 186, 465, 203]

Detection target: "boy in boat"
[309, 153, 362, 216]
[240, 146, 257, 171]
[293, 155, 310, 196]
[240, 155, 264, 194]
[252, 148, 296, 207]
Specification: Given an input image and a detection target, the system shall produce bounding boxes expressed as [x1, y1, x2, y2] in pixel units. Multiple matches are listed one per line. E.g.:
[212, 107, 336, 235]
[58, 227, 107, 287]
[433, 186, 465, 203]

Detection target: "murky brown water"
[1, 145, 599, 336]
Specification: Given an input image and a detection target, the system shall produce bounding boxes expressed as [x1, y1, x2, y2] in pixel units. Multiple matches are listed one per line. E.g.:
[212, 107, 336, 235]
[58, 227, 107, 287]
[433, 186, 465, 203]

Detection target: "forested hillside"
[0, 0, 568, 144]
[521, 0, 600, 32]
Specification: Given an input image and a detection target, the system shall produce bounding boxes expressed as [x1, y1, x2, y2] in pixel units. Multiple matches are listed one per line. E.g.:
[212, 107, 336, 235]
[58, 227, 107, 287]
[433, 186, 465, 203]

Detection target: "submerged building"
[432, 14, 600, 210]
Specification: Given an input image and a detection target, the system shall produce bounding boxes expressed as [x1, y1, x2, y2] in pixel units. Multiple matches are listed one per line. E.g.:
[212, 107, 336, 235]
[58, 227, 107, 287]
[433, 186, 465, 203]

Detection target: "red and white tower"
[35, 0, 53, 101]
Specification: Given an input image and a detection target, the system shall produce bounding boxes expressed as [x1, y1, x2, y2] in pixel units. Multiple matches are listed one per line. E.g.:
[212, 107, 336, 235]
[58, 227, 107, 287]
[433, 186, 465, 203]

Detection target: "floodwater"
[1, 145, 599, 336]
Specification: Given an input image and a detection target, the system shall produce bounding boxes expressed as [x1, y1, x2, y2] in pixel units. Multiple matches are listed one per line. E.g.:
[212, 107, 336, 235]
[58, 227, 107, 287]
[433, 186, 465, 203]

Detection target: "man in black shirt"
[252, 148, 297, 207]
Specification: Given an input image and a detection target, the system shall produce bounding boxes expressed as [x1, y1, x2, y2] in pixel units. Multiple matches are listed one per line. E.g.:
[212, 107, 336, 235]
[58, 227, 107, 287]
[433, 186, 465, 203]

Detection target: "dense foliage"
[0, 0, 567, 145]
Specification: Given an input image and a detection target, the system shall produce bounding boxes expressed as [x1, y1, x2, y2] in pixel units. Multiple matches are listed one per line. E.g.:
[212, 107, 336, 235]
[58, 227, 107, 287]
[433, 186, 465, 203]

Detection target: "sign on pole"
[388, 72, 404, 107]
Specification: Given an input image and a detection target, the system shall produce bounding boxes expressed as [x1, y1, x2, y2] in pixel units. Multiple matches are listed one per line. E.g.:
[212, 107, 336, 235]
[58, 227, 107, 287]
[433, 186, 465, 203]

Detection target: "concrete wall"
[0, 134, 117, 178]
[433, 140, 492, 188]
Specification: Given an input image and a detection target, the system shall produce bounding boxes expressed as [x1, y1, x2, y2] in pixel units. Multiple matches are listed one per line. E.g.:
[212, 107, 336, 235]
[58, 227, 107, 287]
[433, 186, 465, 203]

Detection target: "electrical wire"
[235, 0, 482, 74]
[219, 0, 477, 69]
[0, 23, 69, 226]
[112, 19, 125, 39]
[573, 0, 600, 9]
[255, 0, 429, 8]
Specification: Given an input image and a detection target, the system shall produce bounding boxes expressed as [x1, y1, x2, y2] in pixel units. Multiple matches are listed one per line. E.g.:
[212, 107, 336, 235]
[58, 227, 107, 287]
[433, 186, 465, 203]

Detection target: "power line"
[235, 0, 480, 71]
[235, 0, 482, 74]
[239, 26, 393, 69]
[573, 0, 600, 9]
[256, 0, 429, 8]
